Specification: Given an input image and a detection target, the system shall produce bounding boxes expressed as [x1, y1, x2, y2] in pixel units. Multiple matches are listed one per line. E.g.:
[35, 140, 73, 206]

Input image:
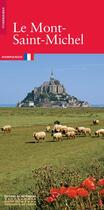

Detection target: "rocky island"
[17, 72, 89, 108]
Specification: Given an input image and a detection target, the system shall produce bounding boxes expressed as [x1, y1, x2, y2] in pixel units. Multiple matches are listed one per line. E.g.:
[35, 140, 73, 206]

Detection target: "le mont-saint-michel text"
[12, 22, 84, 46]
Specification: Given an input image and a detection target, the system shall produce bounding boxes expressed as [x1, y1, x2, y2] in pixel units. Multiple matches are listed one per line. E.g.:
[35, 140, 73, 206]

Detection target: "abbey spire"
[50, 70, 54, 81]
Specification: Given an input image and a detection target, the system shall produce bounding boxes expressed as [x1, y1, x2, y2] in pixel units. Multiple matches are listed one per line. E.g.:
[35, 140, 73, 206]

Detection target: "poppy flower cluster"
[45, 177, 104, 209]
[46, 186, 89, 203]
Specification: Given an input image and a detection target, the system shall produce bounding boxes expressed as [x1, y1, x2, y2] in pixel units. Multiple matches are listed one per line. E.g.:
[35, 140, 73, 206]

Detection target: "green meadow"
[0, 107, 104, 196]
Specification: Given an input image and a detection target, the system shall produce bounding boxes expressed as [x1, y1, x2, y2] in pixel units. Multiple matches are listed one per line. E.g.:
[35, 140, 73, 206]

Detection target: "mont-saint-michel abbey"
[39, 72, 65, 95]
[17, 72, 89, 108]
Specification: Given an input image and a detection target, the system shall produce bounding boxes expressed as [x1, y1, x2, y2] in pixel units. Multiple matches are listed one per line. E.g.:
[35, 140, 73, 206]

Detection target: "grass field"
[0, 107, 104, 196]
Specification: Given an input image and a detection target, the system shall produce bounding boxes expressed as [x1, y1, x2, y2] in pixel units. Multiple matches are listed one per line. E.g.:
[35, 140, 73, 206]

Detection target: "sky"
[0, 54, 104, 105]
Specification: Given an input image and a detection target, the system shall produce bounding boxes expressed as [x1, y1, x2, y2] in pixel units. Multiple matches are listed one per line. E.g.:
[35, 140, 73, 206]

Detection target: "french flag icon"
[24, 53, 34, 61]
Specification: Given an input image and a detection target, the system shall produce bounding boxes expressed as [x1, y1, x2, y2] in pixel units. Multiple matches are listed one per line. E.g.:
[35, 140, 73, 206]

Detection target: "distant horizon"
[0, 54, 104, 104]
[0, 103, 104, 108]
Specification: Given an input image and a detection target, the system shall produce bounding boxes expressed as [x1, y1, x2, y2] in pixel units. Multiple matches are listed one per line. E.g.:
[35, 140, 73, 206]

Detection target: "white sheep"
[1, 125, 11, 133]
[93, 119, 99, 125]
[76, 127, 91, 136]
[95, 129, 104, 137]
[67, 127, 76, 133]
[82, 127, 91, 136]
[33, 131, 46, 142]
[66, 131, 76, 139]
[53, 132, 62, 141]
[60, 126, 76, 134]
[60, 125, 68, 134]
[76, 127, 85, 135]
[53, 124, 62, 132]
[60, 125, 67, 132]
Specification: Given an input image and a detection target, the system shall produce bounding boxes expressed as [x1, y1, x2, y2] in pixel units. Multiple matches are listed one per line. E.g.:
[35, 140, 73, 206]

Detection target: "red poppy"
[50, 187, 60, 198]
[81, 178, 96, 191]
[99, 189, 104, 196]
[77, 188, 89, 197]
[98, 199, 103, 207]
[97, 179, 104, 186]
[88, 176, 96, 182]
[66, 187, 78, 198]
[45, 196, 56, 203]
[59, 186, 67, 195]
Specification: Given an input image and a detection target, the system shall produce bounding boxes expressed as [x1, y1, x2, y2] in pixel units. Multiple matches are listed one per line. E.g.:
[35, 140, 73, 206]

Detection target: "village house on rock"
[17, 72, 89, 108]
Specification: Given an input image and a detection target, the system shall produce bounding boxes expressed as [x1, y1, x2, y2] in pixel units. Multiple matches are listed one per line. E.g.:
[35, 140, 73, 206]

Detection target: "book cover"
[0, 0, 104, 209]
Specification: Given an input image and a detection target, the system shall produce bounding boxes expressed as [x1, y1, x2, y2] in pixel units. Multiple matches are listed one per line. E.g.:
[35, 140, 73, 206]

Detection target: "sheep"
[67, 127, 76, 133]
[66, 131, 76, 139]
[60, 125, 68, 134]
[53, 132, 62, 141]
[95, 129, 104, 137]
[82, 127, 91, 136]
[93, 119, 99, 125]
[1, 125, 11, 133]
[53, 125, 71, 134]
[33, 131, 46, 142]
[76, 127, 85, 135]
[46, 126, 51, 132]
[76, 127, 91, 136]
[53, 124, 62, 132]
[61, 126, 75, 134]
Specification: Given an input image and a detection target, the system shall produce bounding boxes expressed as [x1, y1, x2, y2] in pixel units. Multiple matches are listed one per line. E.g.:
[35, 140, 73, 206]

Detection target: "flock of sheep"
[1, 119, 104, 143]
[32, 119, 104, 142]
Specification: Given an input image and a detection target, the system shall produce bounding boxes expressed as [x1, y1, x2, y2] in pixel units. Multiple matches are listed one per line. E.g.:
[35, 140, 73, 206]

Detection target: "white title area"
[12, 22, 84, 46]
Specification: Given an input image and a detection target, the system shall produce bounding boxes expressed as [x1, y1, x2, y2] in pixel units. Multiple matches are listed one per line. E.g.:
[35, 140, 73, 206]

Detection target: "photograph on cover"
[0, 54, 104, 209]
